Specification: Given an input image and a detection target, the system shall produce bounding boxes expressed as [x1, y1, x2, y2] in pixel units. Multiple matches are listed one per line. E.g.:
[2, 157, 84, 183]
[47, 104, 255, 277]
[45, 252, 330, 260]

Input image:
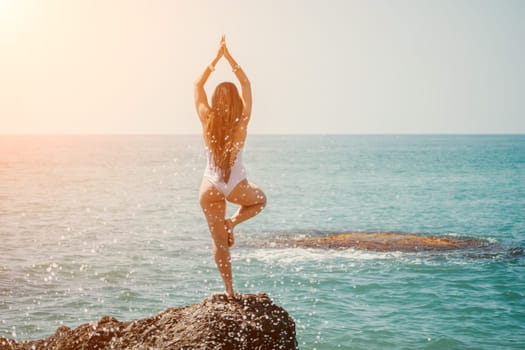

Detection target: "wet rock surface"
[266, 232, 494, 252]
[0, 293, 297, 350]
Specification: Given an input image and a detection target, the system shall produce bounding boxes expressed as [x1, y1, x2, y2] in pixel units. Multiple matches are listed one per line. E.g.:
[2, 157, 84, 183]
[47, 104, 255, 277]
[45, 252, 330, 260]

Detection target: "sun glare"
[0, 0, 28, 30]
[0, 0, 15, 15]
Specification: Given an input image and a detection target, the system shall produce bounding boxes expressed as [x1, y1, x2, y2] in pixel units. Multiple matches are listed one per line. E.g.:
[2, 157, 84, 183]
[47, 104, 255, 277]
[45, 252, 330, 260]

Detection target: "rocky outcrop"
[266, 232, 493, 252]
[0, 293, 296, 350]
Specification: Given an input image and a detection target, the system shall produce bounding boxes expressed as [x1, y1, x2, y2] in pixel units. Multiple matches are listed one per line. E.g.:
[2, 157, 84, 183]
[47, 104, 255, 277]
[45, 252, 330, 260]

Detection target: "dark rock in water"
[266, 232, 494, 252]
[508, 247, 524, 257]
[0, 293, 297, 350]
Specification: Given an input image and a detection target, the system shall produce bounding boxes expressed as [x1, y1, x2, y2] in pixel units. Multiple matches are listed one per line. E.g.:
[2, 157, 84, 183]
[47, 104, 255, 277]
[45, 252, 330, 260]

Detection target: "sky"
[1, 0, 524, 134]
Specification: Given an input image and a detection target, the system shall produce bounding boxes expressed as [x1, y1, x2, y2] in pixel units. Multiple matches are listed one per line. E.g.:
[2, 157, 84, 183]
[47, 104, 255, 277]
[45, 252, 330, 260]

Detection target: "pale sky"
[1, 0, 524, 134]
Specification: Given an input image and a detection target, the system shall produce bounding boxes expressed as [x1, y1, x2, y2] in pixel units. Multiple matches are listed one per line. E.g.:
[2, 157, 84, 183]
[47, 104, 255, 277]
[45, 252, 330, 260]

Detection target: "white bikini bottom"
[203, 150, 247, 197]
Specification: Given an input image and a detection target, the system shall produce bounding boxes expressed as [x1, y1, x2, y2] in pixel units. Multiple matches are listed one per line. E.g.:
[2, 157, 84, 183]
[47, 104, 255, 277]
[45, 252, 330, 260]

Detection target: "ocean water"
[1, 134, 524, 349]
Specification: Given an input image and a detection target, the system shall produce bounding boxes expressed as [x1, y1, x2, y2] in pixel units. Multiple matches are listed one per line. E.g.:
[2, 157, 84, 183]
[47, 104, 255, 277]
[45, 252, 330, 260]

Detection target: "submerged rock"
[267, 232, 493, 252]
[0, 293, 297, 350]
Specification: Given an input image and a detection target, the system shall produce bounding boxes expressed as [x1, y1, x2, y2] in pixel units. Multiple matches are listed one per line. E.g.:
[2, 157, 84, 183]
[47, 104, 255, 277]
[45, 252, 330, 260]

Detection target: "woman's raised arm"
[194, 36, 225, 123]
[224, 41, 252, 118]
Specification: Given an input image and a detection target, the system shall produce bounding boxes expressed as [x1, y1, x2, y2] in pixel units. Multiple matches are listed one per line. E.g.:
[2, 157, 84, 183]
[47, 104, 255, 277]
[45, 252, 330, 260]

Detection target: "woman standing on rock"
[194, 35, 267, 297]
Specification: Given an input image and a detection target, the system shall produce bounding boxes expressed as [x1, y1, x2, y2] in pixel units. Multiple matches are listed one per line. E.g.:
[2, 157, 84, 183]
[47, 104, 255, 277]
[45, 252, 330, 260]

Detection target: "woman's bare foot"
[225, 219, 235, 247]
[211, 291, 236, 301]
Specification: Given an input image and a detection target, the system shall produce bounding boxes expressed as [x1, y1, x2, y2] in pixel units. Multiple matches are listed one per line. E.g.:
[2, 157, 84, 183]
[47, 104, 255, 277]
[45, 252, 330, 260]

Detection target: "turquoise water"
[1, 135, 524, 349]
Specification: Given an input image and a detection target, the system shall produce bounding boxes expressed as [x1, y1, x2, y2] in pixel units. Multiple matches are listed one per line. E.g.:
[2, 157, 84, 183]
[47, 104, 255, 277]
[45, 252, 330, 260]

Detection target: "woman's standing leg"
[199, 180, 234, 296]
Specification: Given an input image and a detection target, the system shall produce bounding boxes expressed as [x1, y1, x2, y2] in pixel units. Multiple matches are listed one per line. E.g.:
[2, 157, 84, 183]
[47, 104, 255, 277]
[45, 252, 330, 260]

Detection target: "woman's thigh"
[226, 179, 266, 206]
[199, 179, 226, 227]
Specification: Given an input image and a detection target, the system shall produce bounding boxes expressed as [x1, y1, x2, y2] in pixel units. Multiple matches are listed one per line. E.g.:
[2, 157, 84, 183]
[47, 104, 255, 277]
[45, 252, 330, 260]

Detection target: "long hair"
[205, 82, 244, 182]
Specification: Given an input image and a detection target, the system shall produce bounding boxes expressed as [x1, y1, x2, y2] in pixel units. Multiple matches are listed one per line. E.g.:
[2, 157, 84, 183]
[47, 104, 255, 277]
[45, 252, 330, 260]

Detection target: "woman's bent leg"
[227, 179, 267, 228]
[199, 180, 234, 296]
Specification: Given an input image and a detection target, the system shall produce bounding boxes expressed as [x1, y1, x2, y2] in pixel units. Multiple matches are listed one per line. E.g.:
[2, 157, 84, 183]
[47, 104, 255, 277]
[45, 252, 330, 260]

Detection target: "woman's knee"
[256, 188, 267, 206]
[210, 223, 228, 245]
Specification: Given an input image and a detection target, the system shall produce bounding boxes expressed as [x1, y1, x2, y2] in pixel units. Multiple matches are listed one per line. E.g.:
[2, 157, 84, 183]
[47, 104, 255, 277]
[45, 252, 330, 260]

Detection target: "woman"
[194, 36, 267, 297]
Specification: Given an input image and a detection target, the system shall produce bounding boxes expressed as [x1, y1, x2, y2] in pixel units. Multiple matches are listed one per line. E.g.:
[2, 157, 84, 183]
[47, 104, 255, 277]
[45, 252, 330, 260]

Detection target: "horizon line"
[1, 132, 524, 136]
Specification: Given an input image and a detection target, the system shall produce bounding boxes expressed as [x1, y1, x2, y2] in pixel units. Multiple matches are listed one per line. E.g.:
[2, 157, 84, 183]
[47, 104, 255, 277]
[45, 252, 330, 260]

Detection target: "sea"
[1, 134, 524, 349]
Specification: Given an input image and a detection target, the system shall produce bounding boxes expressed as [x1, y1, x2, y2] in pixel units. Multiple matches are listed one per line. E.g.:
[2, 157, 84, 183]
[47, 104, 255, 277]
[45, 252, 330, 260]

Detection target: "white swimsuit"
[203, 147, 247, 197]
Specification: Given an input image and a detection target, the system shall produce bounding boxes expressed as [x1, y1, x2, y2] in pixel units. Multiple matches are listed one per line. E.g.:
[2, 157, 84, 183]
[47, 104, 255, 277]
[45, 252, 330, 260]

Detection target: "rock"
[0, 293, 297, 350]
[265, 232, 493, 252]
